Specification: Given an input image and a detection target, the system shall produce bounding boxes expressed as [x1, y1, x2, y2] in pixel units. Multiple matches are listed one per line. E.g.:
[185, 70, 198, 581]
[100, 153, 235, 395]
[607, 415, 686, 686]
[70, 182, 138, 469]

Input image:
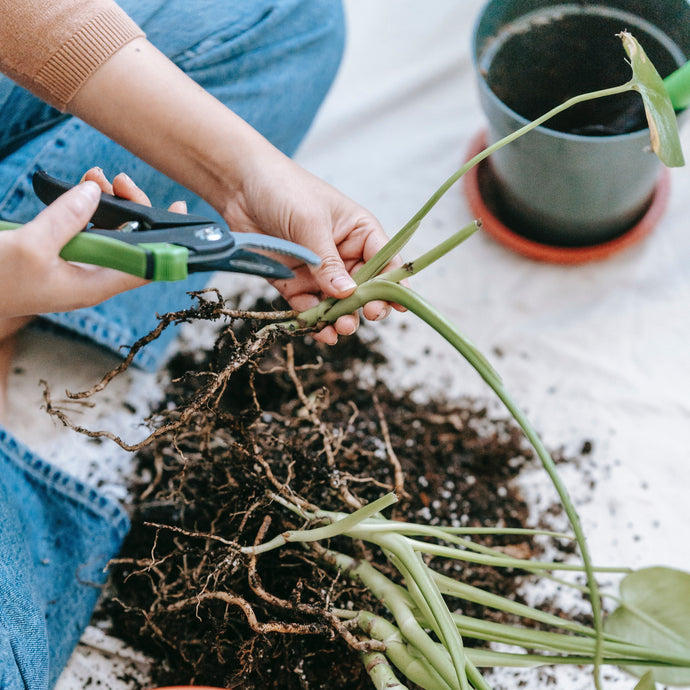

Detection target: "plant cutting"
[45, 33, 689, 690]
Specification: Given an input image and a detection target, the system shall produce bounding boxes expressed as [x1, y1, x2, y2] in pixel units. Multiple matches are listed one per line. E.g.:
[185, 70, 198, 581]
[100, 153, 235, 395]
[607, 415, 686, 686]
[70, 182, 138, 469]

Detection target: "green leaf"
[605, 567, 690, 685]
[619, 32, 685, 168]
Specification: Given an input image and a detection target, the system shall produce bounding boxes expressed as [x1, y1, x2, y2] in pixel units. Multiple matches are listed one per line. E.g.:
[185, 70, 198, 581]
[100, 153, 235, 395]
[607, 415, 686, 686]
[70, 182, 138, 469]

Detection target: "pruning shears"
[23, 170, 321, 281]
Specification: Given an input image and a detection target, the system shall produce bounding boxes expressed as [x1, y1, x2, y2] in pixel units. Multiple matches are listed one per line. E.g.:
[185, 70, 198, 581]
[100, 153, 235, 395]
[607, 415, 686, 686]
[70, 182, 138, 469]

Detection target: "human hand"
[66, 38, 402, 345]
[224, 152, 405, 344]
[0, 180, 147, 319]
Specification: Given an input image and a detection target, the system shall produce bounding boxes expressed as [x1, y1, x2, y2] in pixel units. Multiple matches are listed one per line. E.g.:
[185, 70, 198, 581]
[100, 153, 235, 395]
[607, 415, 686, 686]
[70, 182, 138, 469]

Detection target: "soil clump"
[103, 313, 572, 689]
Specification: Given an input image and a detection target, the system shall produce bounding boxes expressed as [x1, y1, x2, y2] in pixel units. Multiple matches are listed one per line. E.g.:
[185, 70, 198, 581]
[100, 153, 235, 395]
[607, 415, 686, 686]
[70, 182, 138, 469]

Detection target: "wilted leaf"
[619, 32, 685, 167]
[605, 567, 690, 686]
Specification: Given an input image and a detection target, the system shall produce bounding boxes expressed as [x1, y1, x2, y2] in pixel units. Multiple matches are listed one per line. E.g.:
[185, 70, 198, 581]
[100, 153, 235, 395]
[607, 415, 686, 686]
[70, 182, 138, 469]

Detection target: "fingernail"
[302, 295, 320, 309]
[375, 305, 392, 321]
[331, 274, 357, 293]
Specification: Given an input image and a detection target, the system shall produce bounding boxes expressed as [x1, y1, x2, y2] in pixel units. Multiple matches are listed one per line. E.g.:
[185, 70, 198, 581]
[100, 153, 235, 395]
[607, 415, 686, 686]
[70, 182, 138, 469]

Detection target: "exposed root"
[247, 516, 386, 654]
[285, 341, 362, 511]
[103, 317, 541, 688]
[168, 591, 328, 637]
[42, 292, 310, 451]
[66, 289, 228, 400]
[373, 392, 407, 500]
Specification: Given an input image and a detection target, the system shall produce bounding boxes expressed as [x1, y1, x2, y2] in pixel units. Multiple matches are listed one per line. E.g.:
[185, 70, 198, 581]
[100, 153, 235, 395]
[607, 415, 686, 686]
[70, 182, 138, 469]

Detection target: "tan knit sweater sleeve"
[0, 0, 144, 111]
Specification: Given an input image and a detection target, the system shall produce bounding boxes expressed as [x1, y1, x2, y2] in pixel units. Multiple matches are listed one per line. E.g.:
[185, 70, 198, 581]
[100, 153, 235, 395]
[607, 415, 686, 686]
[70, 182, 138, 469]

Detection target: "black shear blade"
[32, 170, 322, 281]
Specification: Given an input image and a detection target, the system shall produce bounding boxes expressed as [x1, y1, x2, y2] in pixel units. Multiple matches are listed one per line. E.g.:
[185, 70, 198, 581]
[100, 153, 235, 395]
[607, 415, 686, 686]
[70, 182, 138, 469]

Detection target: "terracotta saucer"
[463, 130, 671, 264]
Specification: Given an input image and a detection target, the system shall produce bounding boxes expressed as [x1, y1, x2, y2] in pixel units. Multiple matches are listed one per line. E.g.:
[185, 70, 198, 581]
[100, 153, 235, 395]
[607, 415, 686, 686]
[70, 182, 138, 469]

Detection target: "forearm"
[68, 37, 284, 217]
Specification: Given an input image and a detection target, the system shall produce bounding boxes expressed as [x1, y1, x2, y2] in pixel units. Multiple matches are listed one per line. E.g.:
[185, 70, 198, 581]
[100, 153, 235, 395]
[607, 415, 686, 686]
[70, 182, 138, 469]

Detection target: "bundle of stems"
[240, 492, 690, 690]
[239, 33, 686, 690]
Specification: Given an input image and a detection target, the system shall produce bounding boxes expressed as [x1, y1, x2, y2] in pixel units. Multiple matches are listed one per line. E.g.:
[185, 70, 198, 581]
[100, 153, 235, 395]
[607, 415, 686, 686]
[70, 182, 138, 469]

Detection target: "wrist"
[213, 132, 295, 228]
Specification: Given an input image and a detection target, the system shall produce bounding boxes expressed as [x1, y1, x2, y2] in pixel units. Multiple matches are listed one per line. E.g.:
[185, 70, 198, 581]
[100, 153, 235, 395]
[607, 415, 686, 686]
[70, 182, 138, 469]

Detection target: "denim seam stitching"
[0, 427, 130, 540]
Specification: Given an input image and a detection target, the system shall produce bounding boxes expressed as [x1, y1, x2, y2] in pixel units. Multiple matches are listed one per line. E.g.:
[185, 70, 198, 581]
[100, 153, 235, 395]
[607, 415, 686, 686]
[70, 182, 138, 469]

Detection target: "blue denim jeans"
[0, 428, 130, 690]
[0, 1, 344, 687]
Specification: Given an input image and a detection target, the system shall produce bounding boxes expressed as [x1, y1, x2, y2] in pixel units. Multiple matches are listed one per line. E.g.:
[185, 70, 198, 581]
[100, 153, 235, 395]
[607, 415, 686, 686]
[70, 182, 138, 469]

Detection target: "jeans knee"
[242, 0, 346, 154]
[278, 0, 345, 96]
[303, 0, 346, 82]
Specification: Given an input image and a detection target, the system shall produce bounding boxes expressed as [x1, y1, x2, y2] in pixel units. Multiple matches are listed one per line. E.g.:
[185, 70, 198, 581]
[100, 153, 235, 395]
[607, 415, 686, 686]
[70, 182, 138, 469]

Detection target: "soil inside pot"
[101, 313, 588, 689]
[480, 4, 682, 135]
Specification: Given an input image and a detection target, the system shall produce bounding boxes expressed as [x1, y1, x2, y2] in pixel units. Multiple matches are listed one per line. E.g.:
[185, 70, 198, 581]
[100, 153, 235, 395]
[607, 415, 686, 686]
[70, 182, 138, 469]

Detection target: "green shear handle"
[0, 218, 189, 281]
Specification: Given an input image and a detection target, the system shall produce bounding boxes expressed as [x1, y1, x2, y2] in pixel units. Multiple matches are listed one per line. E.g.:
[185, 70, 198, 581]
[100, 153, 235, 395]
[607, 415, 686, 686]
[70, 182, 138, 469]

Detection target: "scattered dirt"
[98, 304, 583, 689]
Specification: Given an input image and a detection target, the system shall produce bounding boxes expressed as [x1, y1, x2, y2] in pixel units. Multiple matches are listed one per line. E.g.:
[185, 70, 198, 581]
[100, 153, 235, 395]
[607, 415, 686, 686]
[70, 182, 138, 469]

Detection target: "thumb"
[309, 238, 357, 299]
[29, 181, 101, 250]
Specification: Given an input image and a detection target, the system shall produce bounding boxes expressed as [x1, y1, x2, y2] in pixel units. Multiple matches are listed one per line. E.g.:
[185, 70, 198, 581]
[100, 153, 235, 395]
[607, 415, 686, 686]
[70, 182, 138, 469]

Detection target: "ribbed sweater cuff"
[34, 6, 144, 111]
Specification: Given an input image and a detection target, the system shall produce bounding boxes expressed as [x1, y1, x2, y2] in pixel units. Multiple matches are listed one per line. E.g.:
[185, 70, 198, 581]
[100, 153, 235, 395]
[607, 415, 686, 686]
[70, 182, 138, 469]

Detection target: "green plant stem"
[276, 277, 607, 683]
[448, 612, 690, 667]
[468, 648, 690, 671]
[293, 222, 480, 332]
[268, 498, 622, 649]
[357, 611, 455, 690]
[332, 550, 470, 689]
[348, 511, 620, 574]
[490, 392, 605, 678]
[431, 569, 597, 637]
[361, 649, 411, 690]
[270, 496, 574, 542]
[330, 279, 606, 686]
[344, 84, 634, 287]
[354, 605, 690, 677]
[354, 220, 421, 285]
[413, 83, 633, 229]
[367, 524, 573, 539]
[380, 535, 470, 690]
[289, 280, 502, 389]
[260, 67, 672, 690]
[242, 491, 397, 555]
[339, 519, 573, 541]
[398, 535, 623, 574]
[359, 611, 496, 690]
[382, 221, 480, 284]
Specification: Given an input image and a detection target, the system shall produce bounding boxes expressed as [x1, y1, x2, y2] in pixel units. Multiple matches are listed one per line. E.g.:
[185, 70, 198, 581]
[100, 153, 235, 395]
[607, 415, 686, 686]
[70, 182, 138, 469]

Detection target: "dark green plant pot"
[471, 0, 690, 250]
